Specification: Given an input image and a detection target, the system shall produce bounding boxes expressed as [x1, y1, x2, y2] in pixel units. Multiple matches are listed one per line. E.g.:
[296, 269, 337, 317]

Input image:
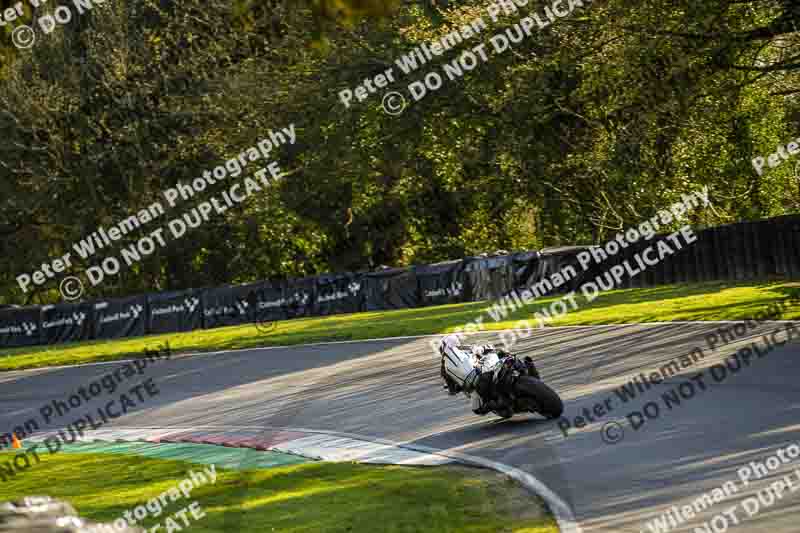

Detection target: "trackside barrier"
[1, 215, 799, 348]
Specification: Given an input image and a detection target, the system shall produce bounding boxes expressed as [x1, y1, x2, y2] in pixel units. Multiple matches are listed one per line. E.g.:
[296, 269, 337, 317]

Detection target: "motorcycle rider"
[438, 333, 539, 417]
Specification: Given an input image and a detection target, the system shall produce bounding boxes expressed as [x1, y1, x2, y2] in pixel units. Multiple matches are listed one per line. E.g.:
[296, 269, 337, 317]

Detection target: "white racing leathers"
[440, 334, 499, 414]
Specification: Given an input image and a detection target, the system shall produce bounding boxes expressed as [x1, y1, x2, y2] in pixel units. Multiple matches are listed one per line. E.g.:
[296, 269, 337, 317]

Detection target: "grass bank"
[0, 451, 557, 533]
[1, 281, 798, 371]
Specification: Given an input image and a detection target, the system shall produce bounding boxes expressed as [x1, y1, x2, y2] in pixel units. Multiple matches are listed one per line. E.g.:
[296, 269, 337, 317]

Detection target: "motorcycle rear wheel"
[514, 376, 564, 419]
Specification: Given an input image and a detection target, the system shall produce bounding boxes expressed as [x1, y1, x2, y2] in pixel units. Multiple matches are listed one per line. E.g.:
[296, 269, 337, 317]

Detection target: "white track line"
[274, 426, 582, 533]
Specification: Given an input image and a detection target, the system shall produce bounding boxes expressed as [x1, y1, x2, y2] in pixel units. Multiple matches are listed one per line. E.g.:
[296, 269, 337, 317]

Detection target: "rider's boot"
[473, 400, 492, 415]
[444, 379, 461, 395]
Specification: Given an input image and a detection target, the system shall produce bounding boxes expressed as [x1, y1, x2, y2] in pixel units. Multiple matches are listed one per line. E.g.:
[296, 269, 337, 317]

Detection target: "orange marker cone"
[11, 434, 22, 449]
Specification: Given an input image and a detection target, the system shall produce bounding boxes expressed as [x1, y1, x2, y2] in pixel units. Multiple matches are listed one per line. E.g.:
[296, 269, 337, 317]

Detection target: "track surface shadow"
[1, 323, 799, 532]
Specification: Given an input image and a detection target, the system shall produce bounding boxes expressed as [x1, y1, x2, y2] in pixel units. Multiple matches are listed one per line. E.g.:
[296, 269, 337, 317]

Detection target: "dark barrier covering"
[40, 302, 93, 344]
[284, 276, 317, 319]
[463, 257, 490, 301]
[202, 283, 258, 329]
[570, 215, 800, 290]
[528, 216, 800, 292]
[93, 295, 148, 340]
[511, 251, 540, 290]
[464, 255, 515, 301]
[314, 273, 364, 316]
[248, 280, 289, 323]
[147, 289, 203, 335]
[415, 260, 466, 307]
[488, 255, 515, 298]
[0, 306, 41, 347]
[363, 267, 419, 311]
[528, 246, 596, 294]
[2, 215, 799, 349]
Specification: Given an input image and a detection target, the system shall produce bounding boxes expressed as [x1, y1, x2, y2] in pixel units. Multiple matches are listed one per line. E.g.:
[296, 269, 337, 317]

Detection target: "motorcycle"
[442, 343, 564, 420]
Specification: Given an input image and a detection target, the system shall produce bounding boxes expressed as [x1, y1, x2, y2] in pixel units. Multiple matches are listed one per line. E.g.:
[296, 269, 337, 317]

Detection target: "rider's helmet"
[439, 333, 465, 355]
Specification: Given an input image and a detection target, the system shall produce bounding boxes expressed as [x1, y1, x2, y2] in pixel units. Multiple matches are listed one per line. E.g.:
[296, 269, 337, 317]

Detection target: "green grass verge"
[1, 280, 798, 371]
[0, 452, 558, 533]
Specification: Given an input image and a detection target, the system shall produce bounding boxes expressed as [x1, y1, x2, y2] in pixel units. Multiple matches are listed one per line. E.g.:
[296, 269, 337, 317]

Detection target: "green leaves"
[1, 0, 799, 305]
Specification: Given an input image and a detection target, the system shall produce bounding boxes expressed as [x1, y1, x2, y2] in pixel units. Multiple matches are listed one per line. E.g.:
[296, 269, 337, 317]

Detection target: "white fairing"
[440, 334, 500, 413]
[477, 351, 500, 370]
[440, 334, 476, 387]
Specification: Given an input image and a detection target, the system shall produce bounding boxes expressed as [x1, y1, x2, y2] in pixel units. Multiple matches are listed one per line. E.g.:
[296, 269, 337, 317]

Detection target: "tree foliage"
[1, 0, 798, 304]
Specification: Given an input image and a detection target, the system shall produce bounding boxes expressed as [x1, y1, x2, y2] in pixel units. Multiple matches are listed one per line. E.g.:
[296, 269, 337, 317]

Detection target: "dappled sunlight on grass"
[239, 480, 362, 507]
[540, 281, 800, 326]
[0, 451, 558, 533]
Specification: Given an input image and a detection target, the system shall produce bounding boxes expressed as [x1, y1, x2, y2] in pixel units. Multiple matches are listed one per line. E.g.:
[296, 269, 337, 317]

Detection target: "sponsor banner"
[415, 260, 466, 307]
[40, 302, 93, 344]
[93, 295, 148, 340]
[201, 283, 259, 330]
[249, 280, 289, 323]
[314, 273, 364, 316]
[284, 277, 316, 319]
[363, 267, 419, 311]
[147, 289, 203, 335]
[0, 306, 41, 348]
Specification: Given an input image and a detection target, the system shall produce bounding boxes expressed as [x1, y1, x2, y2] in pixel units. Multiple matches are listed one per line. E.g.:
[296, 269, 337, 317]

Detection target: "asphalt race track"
[2, 323, 799, 532]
